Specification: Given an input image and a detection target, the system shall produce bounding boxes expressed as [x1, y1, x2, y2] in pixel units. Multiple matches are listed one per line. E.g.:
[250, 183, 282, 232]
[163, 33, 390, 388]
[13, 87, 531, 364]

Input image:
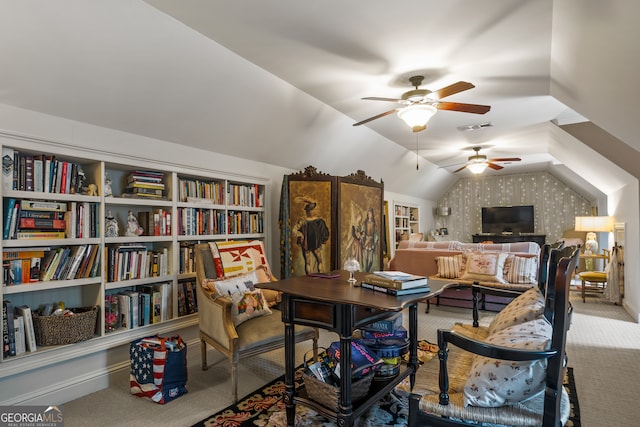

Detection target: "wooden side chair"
[578, 248, 609, 302]
[194, 242, 318, 402]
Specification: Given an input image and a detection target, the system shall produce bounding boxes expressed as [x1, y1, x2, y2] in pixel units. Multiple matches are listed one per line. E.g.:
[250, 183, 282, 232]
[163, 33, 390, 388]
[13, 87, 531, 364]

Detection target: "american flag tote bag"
[130, 335, 188, 404]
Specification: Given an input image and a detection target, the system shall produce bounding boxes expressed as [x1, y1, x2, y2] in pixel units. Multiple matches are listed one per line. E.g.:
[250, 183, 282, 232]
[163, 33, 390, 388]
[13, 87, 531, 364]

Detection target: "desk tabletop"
[256, 271, 430, 311]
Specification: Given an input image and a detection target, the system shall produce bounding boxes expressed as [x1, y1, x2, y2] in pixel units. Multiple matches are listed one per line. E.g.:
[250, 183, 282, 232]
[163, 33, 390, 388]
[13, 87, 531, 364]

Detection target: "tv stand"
[472, 234, 546, 246]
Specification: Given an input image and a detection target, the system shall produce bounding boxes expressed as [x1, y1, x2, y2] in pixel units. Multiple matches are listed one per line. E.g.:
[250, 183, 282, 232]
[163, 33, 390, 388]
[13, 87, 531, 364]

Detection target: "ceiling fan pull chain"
[416, 133, 419, 170]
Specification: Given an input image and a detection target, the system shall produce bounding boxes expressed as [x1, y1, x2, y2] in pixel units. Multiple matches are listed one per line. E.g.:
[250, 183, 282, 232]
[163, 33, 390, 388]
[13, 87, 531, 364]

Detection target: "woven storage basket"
[33, 306, 99, 346]
[302, 371, 374, 410]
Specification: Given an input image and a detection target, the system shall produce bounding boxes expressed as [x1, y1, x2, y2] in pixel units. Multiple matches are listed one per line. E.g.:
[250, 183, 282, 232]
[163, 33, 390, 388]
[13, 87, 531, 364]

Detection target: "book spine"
[363, 275, 403, 290]
[3, 198, 16, 240]
[18, 210, 65, 220]
[20, 200, 67, 212]
[360, 282, 400, 295]
[2, 147, 15, 192]
[16, 231, 66, 240]
[18, 218, 67, 230]
[3, 300, 16, 357]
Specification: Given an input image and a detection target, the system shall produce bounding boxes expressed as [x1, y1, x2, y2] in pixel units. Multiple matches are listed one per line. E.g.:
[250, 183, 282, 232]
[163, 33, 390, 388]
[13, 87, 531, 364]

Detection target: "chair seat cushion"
[579, 271, 606, 281]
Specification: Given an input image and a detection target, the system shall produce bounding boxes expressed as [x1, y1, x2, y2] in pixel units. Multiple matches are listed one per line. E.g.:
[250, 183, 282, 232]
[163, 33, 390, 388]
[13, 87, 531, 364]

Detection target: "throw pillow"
[435, 254, 465, 279]
[231, 289, 272, 327]
[463, 318, 553, 407]
[504, 255, 538, 284]
[459, 252, 508, 284]
[209, 270, 273, 326]
[487, 287, 545, 335]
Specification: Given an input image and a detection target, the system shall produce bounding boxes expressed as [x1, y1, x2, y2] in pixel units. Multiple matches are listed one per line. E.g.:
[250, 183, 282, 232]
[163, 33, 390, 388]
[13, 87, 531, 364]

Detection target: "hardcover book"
[360, 282, 430, 296]
[363, 271, 427, 290]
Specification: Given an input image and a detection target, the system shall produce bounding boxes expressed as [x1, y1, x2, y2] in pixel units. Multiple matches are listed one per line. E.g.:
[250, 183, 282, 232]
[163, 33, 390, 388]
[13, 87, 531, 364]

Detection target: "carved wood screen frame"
[337, 170, 384, 273]
[285, 166, 337, 277]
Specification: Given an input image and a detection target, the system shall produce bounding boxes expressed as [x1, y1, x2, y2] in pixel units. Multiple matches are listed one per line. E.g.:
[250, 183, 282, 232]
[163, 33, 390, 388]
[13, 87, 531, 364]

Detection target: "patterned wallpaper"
[436, 172, 593, 243]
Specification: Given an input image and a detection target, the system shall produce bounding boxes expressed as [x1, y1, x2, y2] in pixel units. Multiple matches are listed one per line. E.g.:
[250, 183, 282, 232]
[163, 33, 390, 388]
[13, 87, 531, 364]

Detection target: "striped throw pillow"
[436, 254, 465, 278]
[505, 255, 538, 284]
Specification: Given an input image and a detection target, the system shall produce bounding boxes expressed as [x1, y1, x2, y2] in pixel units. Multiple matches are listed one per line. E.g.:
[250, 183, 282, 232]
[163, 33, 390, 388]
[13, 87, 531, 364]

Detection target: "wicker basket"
[32, 306, 99, 346]
[302, 371, 374, 410]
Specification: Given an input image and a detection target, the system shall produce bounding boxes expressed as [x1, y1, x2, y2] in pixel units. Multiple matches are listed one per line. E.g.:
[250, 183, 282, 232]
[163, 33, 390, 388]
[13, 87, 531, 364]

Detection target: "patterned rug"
[192, 341, 581, 427]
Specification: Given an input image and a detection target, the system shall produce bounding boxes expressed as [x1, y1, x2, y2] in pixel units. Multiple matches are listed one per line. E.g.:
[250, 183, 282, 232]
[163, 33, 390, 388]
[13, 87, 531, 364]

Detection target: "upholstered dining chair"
[194, 242, 318, 402]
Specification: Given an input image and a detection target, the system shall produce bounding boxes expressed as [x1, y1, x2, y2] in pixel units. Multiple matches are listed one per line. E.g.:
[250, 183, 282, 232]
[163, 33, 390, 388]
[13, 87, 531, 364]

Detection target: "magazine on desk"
[363, 271, 428, 290]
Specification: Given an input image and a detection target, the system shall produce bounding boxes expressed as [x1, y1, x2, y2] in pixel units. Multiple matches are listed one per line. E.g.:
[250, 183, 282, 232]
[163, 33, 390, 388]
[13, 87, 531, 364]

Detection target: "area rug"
[192, 341, 581, 427]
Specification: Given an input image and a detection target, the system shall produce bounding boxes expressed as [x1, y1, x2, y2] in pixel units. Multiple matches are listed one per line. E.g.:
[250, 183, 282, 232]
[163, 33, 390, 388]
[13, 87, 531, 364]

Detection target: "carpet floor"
[192, 343, 581, 427]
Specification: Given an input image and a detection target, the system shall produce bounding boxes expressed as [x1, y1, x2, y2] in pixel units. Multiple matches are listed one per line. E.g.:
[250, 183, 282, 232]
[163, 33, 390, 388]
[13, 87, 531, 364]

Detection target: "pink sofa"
[389, 240, 541, 310]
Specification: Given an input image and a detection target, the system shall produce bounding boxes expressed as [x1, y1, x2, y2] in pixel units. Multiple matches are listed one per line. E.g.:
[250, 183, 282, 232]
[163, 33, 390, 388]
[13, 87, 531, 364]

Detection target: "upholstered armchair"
[194, 242, 318, 402]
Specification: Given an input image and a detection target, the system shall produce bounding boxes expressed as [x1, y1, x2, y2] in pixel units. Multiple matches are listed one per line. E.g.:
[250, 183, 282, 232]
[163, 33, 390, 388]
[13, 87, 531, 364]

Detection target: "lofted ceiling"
[0, 1, 638, 202]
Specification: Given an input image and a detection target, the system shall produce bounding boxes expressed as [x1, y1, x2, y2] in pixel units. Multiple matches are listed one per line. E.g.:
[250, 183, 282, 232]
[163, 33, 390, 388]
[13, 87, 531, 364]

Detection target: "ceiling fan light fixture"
[397, 104, 437, 132]
[467, 161, 489, 174]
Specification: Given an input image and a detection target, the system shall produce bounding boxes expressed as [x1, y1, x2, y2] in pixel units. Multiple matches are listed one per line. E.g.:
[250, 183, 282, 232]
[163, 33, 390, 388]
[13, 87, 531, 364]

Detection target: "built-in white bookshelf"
[393, 202, 420, 249]
[0, 138, 267, 374]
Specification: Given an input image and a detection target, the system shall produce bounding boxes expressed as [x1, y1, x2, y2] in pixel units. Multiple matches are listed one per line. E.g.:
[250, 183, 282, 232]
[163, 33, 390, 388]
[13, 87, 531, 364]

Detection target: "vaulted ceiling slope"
[0, 1, 638, 201]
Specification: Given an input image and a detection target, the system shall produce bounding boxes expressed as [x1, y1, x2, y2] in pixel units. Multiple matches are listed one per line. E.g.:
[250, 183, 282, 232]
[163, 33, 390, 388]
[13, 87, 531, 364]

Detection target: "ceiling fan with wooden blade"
[452, 146, 521, 174]
[353, 76, 491, 131]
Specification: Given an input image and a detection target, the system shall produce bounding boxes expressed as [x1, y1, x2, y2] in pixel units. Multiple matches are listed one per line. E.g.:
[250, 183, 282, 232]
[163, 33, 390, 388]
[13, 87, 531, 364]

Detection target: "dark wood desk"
[257, 271, 427, 427]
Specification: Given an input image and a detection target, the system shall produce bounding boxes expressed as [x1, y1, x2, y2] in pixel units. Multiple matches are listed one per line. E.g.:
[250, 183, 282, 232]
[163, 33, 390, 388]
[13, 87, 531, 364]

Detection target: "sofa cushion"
[463, 318, 552, 407]
[436, 254, 465, 279]
[487, 287, 545, 335]
[504, 254, 538, 284]
[460, 252, 509, 284]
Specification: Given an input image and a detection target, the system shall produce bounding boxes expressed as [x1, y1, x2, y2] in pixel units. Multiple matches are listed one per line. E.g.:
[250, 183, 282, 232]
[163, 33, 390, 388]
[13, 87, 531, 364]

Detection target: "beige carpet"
[62, 288, 640, 426]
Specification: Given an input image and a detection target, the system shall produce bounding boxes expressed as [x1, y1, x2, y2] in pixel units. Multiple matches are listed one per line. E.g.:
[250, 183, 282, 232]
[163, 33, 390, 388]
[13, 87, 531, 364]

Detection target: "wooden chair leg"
[201, 339, 208, 370]
[231, 353, 239, 402]
[581, 279, 586, 302]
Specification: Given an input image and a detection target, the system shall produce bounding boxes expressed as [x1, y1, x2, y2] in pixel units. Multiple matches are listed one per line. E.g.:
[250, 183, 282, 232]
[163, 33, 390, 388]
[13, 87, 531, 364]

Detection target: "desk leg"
[338, 334, 353, 426]
[284, 321, 296, 427]
[408, 303, 418, 389]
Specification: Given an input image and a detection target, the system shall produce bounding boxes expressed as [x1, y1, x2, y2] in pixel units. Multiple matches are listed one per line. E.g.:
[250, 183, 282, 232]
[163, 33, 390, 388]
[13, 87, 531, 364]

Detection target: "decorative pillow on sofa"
[487, 286, 545, 335]
[435, 254, 465, 278]
[463, 318, 553, 407]
[504, 254, 538, 284]
[459, 252, 509, 284]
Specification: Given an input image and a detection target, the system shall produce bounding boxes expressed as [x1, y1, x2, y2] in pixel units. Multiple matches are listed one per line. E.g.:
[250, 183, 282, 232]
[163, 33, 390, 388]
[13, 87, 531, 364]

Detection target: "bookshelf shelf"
[1, 139, 267, 371]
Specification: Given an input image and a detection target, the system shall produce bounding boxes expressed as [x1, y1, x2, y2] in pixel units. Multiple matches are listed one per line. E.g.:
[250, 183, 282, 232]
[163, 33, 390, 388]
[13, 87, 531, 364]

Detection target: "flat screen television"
[481, 205, 534, 234]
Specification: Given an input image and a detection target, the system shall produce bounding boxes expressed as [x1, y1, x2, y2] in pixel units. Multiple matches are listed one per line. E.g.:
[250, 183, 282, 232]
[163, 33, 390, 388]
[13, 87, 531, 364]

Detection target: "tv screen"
[481, 205, 534, 234]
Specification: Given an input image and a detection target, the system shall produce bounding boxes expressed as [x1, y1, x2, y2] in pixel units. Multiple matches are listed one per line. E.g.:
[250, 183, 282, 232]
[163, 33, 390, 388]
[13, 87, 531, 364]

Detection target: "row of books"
[177, 279, 198, 317]
[104, 283, 171, 332]
[177, 207, 225, 236]
[105, 245, 169, 283]
[3, 300, 37, 357]
[227, 210, 264, 235]
[178, 243, 195, 274]
[178, 178, 225, 204]
[227, 183, 263, 208]
[123, 170, 166, 199]
[137, 209, 171, 237]
[2, 148, 87, 195]
[3, 245, 100, 285]
[360, 271, 430, 295]
[3, 199, 99, 240]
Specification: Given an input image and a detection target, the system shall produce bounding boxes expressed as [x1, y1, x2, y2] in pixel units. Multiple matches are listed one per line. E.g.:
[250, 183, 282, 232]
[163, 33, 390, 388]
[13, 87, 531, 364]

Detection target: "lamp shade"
[574, 216, 614, 232]
[397, 104, 437, 132]
[467, 162, 489, 174]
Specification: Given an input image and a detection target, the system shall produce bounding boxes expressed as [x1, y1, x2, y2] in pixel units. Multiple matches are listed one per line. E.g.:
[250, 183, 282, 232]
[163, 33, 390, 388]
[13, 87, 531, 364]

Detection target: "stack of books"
[4, 199, 68, 240]
[360, 313, 408, 380]
[124, 170, 165, 199]
[361, 271, 430, 295]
